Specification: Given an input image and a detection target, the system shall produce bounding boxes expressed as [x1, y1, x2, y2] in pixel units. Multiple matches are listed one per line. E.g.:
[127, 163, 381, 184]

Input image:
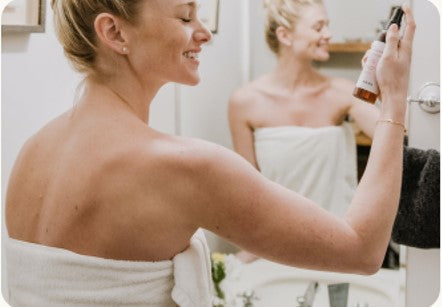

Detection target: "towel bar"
[407, 82, 440, 114]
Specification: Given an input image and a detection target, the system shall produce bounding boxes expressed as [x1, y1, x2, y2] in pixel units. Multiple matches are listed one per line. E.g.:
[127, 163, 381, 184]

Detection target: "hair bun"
[263, 0, 323, 54]
[51, 0, 141, 74]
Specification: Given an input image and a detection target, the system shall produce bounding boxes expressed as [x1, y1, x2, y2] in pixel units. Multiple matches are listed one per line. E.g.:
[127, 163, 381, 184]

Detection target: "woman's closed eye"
[313, 21, 329, 32]
[177, 3, 200, 24]
[180, 17, 192, 23]
[313, 24, 324, 32]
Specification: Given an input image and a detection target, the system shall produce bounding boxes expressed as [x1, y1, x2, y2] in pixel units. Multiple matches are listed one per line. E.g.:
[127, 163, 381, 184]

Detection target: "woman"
[229, 0, 381, 217]
[228, 0, 388, 262]
[5, 0, 415, 306]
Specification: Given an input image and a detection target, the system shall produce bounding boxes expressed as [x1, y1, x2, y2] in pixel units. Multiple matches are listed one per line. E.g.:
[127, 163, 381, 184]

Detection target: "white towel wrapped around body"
[254, 122, 357, 216]
[6, 229, 212, 307]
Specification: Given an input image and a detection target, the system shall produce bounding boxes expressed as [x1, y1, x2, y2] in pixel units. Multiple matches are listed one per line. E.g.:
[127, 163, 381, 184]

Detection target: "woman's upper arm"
[228, 91, 259, 169]
[349, 99, 380, 138]
[184, 143, 371, 274]
[338, 79, 380, 138]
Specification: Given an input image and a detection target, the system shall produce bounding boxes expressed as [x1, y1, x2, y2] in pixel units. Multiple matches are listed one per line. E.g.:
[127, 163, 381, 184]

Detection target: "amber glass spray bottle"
[353, 7, 404, 103]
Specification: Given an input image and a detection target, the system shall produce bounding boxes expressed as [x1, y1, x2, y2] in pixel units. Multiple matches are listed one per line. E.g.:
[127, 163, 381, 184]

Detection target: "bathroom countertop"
[240, 259, 405, 307]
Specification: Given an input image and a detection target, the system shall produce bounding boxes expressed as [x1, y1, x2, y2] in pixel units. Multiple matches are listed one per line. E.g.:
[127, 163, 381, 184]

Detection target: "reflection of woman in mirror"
[5, 0, 415, 305]
[229, 0, 381, 262]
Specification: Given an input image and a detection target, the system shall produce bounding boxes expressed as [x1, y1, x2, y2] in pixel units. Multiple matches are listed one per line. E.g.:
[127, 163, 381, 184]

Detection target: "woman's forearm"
[344, 4, 415, 267]
[345, 104, 405, 266]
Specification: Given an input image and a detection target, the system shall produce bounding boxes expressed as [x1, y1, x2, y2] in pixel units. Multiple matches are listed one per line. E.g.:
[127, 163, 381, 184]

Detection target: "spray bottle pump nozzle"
[386, 7, 404, 30]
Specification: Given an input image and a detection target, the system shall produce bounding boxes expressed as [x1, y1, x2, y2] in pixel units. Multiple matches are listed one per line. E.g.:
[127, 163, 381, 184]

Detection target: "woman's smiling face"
[289, 4, 332, 62]
[126, 0, 212, 86]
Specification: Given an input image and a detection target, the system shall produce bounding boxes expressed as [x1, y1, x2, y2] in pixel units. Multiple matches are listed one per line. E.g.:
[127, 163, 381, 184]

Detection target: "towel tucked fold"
[6, 229, 212, 306]
[172, 229, 213, 306]
[254, 122, 357, 216]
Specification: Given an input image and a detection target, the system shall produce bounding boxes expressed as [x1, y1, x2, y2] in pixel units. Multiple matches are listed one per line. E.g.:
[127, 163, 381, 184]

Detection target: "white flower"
[213, 253, 257, 307]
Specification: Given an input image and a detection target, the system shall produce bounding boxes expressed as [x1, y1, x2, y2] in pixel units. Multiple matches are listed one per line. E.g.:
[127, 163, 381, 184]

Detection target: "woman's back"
[6, 100, 197, 262]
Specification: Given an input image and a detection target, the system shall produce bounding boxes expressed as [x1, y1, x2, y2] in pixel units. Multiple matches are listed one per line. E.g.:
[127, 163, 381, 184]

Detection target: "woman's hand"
[376, 5, 416, 118]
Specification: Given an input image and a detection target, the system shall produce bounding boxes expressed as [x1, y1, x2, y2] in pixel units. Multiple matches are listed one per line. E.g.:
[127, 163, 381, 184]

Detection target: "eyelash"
[181, 18, 192, 23]
[315, 24, 328, 32]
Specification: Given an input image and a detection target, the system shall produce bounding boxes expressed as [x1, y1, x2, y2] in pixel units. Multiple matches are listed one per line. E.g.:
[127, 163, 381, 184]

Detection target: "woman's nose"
[194, 21, 212, 44]
[323, 28, 332, 40]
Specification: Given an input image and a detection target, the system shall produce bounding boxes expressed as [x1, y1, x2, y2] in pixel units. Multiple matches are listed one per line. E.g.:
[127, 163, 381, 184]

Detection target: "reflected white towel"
[254, 123, 357, 216]
[6, 229, 212, 307]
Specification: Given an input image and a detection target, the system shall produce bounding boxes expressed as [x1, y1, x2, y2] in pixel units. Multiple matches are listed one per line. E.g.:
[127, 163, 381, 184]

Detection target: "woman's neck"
[272, 54, 326, 92]
[81, 73, 163, 124]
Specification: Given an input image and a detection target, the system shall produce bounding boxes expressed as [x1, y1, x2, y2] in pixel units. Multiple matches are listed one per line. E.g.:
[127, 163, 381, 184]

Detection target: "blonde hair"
[263, 0, 323, 54]
[51, 0, 143, 74]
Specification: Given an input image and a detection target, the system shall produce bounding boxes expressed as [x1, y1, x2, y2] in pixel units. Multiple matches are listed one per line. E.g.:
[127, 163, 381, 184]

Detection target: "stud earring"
[122, 47, 128, 53]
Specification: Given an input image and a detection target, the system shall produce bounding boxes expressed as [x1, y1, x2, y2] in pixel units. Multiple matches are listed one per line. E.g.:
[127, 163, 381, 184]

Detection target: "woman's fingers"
[361, 51, 369, 67]
[384, 23, 400, 57]
[375, 6, 416, 106]
[400, 4, 416, 54]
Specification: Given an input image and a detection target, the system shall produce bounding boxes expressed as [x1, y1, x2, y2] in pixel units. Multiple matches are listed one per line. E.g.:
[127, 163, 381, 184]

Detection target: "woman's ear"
[275, 26, 293, 47]
[94, 13, 130, 55]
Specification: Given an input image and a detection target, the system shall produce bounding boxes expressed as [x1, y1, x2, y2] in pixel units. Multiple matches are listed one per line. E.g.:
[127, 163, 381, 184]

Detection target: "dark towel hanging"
[392, 147, 440, 248]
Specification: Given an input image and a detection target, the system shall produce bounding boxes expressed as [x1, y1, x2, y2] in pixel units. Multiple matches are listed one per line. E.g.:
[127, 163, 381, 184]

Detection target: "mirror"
[211, 1, 412, 306]
[249, 0, 407, 79]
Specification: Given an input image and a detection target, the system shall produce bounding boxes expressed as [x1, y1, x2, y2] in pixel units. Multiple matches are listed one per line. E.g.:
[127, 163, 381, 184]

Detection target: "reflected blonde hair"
[51, 0, 143, 74]
[263, 0, 323, 54]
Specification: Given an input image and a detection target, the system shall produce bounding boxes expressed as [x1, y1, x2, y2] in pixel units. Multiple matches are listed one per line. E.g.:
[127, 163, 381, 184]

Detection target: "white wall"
[322, 0, 403, 42]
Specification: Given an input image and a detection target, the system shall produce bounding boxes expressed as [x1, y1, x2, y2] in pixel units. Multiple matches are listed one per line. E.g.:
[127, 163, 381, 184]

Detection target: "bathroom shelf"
[329, 42, 371, 53]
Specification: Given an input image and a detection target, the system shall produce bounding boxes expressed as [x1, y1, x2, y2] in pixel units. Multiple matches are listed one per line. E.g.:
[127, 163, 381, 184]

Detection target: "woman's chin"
[176, 75, 200, 86]
[314, 52, 330, 62]
[185, 78, 200, 86]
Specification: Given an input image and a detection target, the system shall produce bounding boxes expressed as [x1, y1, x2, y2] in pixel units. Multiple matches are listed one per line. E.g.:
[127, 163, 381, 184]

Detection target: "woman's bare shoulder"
[329, 77, 356, 93]
[10, 111, 73, 167]
[326, 77, 357, 106]
[148, 134, 265, 201]
[133, 133, 261, 216]
[144, 133, 246, 174]
[229, 76, 272, 108]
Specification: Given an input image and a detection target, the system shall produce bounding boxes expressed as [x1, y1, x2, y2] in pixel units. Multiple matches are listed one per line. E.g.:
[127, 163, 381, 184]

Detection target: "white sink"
[240, 260, 405, 307]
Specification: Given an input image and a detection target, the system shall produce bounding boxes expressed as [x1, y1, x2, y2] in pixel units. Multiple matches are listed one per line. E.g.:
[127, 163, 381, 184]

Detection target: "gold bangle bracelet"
[376, 119, 407, 133]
